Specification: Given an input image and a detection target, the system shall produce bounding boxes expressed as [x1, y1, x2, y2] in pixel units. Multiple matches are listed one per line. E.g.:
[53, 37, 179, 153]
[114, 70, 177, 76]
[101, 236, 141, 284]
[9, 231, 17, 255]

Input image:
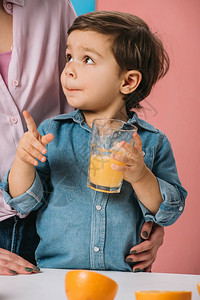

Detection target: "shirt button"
[10, 116, 18, 124]
[96, 205, 102, 211]
[6, 3, 12, 10]
[94, 246, 100, 253]
[179, 206, 183, 212]
[12, 80, 19, 87]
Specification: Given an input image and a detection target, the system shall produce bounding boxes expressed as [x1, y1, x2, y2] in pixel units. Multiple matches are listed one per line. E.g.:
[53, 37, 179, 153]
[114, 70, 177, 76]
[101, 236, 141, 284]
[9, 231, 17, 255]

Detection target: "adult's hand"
[0, 248, 40, 275]
[125, 222, 164, 272]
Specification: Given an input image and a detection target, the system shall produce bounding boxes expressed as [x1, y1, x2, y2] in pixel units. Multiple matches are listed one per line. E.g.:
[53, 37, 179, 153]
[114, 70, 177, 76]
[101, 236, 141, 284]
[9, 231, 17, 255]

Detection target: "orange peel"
[65, 269, 118, 300]
[197, 282, 200, 295]
[135, 290, 192, 300]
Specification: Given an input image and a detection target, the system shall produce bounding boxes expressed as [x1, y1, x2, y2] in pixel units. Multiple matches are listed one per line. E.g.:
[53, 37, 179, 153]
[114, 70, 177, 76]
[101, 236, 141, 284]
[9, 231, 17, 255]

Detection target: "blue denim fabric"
[0, 110, 187, 271]
[0, 211, 39, 264]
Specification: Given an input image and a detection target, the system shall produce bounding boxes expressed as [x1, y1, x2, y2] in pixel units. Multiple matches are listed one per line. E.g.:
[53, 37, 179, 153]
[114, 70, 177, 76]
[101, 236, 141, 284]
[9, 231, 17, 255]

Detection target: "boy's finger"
[133, 132, 142, 151]
[41, 133, 54, 147]
[24, 133, 47, 155]
[23, 110, 37, 133]
[120, 141, 132, 152]
[22, 146, 46, 165]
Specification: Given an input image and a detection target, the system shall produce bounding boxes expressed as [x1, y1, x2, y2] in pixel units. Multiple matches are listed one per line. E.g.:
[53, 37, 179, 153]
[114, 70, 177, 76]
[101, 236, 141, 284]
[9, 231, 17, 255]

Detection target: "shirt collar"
[53, 109, 84, 123]
[53, 109, 158, 133]
[127, 111, 158, 133]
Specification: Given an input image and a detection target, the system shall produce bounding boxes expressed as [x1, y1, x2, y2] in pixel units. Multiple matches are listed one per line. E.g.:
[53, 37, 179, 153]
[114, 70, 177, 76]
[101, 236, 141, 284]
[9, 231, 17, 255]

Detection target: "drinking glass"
[87, 119, 137, 193]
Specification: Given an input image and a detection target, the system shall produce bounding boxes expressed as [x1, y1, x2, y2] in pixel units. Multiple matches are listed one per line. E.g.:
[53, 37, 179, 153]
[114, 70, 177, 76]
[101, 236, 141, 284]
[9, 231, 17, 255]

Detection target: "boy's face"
[61, 30, 126, 117]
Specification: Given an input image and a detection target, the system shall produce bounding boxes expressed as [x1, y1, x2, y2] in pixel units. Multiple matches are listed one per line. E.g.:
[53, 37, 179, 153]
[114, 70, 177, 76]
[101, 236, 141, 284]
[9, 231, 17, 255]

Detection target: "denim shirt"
[0, 110, 187, 271]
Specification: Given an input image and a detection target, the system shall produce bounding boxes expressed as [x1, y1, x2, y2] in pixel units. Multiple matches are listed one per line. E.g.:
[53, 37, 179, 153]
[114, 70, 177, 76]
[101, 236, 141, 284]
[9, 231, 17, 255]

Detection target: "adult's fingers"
[127, 247, 155, 262]
[0, 265, 17, 276]
[144, 263, 153, 272]
[140, 221, 154, 239]
[0, 248, 40, 276]
[125, 224, 165, 272]
[23, 110, 37, 133]
[129, 224, 164, 254]
[0, 260, 38, 275]
[125, 245, 156, 272]
[132, 259, 154, 272]
[129, 239, 154, 255]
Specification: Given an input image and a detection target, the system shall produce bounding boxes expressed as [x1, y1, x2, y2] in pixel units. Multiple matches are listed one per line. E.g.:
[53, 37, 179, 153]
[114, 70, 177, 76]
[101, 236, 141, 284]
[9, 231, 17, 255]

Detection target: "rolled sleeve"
[138, 177, 187, 226]
[0, 171, 44, 215]
[154, 178, 186, 226]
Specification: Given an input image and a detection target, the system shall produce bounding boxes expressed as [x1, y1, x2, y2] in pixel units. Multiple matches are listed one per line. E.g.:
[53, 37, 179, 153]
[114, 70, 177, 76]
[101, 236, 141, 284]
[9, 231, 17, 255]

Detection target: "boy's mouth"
[66, 88, 81, 92]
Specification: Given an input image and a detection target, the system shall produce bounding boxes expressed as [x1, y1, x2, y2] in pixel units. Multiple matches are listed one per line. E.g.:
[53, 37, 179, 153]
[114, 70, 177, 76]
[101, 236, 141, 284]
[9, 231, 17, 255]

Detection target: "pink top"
[0, 0, 76, 221]
[0, 51, 12, 88]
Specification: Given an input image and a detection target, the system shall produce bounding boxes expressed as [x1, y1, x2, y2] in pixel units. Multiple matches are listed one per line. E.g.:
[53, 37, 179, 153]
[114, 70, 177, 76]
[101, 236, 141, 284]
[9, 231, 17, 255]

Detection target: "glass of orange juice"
[87, 119, 137, 193]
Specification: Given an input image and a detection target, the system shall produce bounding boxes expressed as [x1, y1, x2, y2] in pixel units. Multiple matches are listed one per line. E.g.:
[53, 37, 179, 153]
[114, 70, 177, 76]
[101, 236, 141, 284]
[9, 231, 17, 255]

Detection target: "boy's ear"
[120, 70, 142, 95]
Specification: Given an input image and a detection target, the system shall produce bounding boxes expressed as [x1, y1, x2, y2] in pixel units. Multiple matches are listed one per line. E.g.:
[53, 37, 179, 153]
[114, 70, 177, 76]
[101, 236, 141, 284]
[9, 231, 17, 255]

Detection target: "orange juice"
[88, 118, 137, 193]
[88, 153, 125, 193]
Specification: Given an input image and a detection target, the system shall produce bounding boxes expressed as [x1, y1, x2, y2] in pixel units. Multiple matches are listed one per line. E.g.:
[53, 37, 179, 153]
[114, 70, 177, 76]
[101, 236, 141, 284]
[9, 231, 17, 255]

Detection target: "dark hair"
[68, 11, 170, 111]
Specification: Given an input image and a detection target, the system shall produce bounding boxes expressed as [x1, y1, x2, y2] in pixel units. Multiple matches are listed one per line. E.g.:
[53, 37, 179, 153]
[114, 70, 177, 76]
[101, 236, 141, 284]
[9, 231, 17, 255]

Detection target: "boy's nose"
[64, 63, 77, 79]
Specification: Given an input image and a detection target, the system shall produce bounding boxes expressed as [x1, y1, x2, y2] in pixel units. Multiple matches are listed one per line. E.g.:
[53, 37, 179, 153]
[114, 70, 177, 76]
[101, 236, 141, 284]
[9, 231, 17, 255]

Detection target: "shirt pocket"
[52, 186, 81, 207]
[142, 146, 154, 170]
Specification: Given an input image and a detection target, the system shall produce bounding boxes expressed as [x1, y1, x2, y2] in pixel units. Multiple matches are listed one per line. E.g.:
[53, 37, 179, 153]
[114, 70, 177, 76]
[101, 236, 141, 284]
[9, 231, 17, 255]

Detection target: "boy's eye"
[84, 56, 94, 64]
[66, 54, 73, 62]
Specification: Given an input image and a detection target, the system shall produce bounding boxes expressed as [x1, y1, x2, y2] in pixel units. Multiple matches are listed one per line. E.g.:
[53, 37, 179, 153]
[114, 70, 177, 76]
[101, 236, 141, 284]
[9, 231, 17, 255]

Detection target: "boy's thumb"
[41, 133, 54, 146]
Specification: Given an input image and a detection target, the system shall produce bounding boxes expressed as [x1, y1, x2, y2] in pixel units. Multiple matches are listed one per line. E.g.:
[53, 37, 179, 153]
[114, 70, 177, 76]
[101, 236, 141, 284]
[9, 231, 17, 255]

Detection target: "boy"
[0, 11, 187, 271]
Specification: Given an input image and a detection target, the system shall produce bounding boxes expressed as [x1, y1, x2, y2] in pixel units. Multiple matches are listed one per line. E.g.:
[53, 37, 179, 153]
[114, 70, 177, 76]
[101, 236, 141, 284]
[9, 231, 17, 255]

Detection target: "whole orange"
[135, 290, 192, 300]
[65, 269, 118, 300]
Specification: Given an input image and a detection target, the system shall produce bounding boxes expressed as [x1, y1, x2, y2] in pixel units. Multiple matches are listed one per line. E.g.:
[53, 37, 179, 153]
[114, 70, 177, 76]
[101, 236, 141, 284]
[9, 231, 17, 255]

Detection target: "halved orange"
[197, 282, 200, 295]
[135, 290, 192, 300]
[65, 269, 118, 300]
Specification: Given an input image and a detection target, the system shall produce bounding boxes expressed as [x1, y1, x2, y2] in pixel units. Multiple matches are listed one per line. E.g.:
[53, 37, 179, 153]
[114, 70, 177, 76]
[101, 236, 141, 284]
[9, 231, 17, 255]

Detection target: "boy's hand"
[112, 131, 162, 214]
[16, 111, 54, 166]
[8, 111, 54, 198]
[111, 132, 147, 184]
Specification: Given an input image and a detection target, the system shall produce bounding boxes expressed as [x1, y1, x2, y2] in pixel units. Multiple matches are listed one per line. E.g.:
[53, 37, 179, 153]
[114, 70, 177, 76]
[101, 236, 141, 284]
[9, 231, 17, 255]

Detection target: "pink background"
[96, 0, 200, 274]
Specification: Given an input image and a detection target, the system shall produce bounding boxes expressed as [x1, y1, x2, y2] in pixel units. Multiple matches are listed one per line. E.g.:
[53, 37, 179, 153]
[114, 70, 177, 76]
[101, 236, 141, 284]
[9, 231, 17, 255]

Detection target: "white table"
[0, 269, 199, 300]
